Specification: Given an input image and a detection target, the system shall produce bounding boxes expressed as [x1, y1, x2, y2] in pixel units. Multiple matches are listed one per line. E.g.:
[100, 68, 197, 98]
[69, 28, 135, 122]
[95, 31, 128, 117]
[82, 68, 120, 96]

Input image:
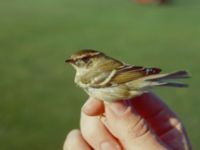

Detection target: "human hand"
[64, 93, 192, 150]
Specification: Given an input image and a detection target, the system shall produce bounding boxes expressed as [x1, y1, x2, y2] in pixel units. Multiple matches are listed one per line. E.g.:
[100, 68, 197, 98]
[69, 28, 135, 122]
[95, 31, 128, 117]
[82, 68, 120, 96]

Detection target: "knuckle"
[81, 126, 97, 141]
[172, 120, 184, 133]
[167, 118, 184, 133]
[127, 118, 150, 139]
[80, 120, 98, 140]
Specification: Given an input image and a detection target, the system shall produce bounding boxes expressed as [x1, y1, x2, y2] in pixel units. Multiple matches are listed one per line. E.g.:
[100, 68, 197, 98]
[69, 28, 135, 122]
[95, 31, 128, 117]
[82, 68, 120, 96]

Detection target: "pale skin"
[63, 93, 192, 150]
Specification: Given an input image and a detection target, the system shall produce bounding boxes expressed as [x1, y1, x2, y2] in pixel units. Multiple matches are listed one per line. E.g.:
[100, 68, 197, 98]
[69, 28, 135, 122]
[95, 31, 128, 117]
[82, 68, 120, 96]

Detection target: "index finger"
[82, 97, 104, 116]
[82, 93, 178, 121]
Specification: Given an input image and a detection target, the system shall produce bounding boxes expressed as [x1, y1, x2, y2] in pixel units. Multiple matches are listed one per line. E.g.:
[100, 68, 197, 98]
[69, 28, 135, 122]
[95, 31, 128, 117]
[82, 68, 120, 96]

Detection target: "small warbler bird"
[66, 49, 189, 102]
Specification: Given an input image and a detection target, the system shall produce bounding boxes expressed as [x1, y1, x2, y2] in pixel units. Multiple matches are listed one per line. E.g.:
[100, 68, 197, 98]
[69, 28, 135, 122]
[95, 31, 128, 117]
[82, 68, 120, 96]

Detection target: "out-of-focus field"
[0, 0, 199, 149]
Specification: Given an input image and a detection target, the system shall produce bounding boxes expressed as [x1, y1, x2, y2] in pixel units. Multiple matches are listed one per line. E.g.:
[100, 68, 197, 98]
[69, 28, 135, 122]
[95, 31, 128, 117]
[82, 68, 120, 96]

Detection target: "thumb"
[105, 101, 168, 150]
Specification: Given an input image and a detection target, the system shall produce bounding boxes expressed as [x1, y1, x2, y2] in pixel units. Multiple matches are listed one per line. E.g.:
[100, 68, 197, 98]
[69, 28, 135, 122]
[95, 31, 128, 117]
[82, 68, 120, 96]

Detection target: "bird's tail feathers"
[147, 70, 190, 81]
[128, 70, 190, 89]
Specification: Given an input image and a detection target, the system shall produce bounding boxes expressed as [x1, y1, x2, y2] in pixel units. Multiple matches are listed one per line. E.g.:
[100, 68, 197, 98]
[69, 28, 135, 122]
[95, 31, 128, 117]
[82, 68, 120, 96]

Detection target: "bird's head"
[65, 49, 106, 71]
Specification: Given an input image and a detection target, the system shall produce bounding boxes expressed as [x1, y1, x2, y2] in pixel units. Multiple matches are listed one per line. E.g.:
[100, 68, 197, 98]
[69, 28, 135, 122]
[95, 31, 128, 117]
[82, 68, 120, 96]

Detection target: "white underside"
[85, 86, 143, 102]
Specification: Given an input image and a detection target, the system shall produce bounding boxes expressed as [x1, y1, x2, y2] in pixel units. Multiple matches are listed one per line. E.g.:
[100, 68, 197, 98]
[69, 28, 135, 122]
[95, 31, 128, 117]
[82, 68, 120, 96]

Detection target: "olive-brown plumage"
[66, 49, 190, 102]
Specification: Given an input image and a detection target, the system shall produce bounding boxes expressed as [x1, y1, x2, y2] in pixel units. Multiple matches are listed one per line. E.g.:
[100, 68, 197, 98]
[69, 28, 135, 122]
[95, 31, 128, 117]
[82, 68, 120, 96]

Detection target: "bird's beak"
[65, 58, 74, 64]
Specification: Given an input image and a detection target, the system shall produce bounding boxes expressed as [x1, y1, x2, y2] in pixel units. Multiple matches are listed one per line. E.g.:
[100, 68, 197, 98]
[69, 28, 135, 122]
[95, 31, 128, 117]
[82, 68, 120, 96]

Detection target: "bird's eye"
[82, 57, 90, 63]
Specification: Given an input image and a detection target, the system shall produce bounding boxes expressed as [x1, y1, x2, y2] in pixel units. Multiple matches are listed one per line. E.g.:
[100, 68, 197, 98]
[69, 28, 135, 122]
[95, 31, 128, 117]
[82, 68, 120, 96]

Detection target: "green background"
[0, 0, 199, 149]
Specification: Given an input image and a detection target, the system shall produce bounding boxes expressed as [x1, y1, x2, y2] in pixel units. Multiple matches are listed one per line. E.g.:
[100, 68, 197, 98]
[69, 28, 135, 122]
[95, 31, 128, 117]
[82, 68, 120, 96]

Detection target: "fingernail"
[109, 102, 127, 116]
[101, 141, 120, 150]
[82, 97, 95, 112]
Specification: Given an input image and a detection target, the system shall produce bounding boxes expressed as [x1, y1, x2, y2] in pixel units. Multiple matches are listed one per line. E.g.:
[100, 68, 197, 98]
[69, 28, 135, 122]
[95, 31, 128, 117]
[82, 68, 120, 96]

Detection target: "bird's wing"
[78, 71, 115, 88]
[110, 65, 162, 85]
[78, 59, 123, 88]
[78, 65, 161, 88]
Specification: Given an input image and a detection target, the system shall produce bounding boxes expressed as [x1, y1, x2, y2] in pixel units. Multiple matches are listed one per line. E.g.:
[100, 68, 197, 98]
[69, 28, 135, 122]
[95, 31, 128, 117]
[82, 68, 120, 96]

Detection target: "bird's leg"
[99, 101, 109, 122]
[99, 113, 105, 119]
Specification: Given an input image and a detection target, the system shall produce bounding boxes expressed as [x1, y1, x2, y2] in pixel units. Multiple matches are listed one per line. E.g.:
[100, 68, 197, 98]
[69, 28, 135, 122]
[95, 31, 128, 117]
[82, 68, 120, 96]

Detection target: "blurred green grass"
[0, 0, 199, 149]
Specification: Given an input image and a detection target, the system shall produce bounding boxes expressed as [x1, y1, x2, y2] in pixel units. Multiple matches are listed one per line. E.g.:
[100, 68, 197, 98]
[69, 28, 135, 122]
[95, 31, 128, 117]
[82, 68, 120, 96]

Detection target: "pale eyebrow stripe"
[74, 52, 101, 60]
